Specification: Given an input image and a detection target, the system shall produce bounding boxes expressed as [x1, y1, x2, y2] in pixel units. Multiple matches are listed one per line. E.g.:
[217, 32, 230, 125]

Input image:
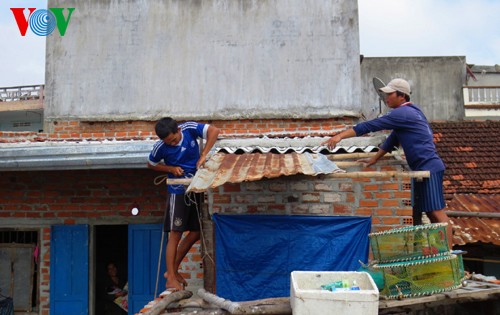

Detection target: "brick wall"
[0, 170, 165, 221]
[1, 117, 355, 142]
[0, 169, 167, 314]
[208, 169, 413, 232]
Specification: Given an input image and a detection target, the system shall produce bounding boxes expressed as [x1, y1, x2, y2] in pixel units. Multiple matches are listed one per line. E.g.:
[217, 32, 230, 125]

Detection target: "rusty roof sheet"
[446, 194, 500, 246]
[187, 152, 344, 192]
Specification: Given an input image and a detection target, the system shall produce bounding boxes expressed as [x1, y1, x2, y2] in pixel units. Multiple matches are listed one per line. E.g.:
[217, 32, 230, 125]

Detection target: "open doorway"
[95, 225, 128, 315]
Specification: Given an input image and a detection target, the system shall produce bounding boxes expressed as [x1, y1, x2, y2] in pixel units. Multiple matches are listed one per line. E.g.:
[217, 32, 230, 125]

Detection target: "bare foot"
[164, 271, 187, 288]
[176, 273, 188, 288]
[165, 276, 183, 292]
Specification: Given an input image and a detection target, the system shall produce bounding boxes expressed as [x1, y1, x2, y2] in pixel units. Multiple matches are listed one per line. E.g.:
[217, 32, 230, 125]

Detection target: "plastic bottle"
[351, 280, 360, 290]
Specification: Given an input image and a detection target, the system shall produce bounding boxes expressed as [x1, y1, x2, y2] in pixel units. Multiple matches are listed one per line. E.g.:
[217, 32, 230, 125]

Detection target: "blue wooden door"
[128, 224, 166, 314]
[50, 225, 89, 315]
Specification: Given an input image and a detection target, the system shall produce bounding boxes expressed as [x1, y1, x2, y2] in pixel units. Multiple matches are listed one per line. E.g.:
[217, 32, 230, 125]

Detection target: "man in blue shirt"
[322, 78, 452, 248]
[148, 117, 219, 292]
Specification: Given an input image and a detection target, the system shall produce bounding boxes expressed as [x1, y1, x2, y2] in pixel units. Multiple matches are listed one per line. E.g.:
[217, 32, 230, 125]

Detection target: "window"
[0, 230, 39, 313]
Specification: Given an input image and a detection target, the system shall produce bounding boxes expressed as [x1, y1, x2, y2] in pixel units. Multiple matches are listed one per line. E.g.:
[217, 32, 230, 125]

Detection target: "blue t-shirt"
[353, 104, 445, 172]
[148, 122, 209, 194]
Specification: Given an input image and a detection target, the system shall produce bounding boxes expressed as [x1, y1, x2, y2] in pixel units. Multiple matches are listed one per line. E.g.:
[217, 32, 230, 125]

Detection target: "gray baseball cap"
[379, 78, 411, 95]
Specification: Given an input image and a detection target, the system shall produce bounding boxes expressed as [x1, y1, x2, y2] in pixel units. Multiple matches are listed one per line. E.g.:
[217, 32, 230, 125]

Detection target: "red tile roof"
[431, 121, 500, 199]
[432, 121, 500, 246]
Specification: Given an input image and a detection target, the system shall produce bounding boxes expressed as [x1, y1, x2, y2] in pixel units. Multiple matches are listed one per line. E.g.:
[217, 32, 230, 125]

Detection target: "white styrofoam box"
[290, 271, 379, 315]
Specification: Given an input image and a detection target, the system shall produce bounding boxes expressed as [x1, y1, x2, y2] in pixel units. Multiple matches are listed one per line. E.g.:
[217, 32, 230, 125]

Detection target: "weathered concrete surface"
[46, 0, 361, 121]
[360, 56, 466, 121]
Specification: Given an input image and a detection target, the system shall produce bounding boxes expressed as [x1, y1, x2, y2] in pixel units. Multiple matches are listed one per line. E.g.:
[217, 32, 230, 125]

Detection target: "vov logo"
[10, 8, 75, 36]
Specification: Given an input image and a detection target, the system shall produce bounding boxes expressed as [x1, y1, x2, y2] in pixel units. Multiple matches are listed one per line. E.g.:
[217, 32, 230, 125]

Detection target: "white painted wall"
[45, 0, 361, 121]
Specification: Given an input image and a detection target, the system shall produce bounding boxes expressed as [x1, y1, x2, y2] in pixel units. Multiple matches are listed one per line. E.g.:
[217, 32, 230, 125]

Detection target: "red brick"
[333, 204, 351, 214]
[381, 199, 400, 207]
[376, 209, 393, 216]
[375, 192, 391, 199]
[355, 208, 373, 216]
[363, 184, 379, 191]
[223, 183, 241, 192]
[381, 183, 399, 190]
[359, 200, 378, 207]
[382, 217, 402, 225]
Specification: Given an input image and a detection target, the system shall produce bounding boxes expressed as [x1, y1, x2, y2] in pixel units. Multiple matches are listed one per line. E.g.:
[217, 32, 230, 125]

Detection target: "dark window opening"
[0, 229, 39, 313]
[95, 225, 128, 315]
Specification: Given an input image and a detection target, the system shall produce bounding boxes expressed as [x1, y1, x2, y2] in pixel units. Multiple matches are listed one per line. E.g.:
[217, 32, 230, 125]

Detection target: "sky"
[0, 0, 499, 87]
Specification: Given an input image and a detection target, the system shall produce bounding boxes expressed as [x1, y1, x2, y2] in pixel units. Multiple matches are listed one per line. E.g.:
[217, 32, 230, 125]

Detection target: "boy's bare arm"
[197, 125, 220, 169]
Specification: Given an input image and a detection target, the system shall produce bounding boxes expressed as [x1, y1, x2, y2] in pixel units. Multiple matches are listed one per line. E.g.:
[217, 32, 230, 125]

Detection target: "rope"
[154, 170, 215, 291]
[185, 191, 216, 266]
[154, 231, 165, 298]
[153, 174, 169, 186]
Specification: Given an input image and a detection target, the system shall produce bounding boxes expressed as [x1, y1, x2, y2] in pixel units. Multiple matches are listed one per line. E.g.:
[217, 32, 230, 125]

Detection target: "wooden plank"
[323, 171, 429, 179]
[138, 280, 500, 314]
[326, 152, 397, 160]
[335, 160, 407, 167]
[167, 170, 429, 185]
[379, 281, 500, 314]
[141, 290, 193, 315]
[446, 211, 500, 218]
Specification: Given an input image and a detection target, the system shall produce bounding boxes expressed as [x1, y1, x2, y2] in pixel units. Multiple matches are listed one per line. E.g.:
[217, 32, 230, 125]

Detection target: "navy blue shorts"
[411, 170, 445, 213]
[164, 192, 202, 232]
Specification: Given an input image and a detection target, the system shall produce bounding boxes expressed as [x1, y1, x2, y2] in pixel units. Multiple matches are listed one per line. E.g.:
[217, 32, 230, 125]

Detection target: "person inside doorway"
[101, 262, 128, 315]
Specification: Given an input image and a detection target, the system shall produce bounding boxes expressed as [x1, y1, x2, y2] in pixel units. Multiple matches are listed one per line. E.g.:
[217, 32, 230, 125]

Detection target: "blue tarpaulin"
[213, 214, 371, 301]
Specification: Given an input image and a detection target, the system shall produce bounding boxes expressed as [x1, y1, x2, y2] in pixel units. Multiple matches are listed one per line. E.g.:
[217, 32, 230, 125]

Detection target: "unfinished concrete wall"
[360, 57, 466, 121]
[45, 0, 361, 123]
[467, 65, 500, 87]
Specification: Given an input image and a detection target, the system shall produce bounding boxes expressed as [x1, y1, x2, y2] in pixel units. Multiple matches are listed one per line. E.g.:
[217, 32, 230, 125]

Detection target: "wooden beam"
[335, 160, 407, 167]
[166, 170, 428, 185]
[140, 290, 193, 315]
[446, 211, 500, 218]
[167, 178, 192, 185]
[323, 171, 429, 179]
[379, 280, 500, 314]
[197, 289, 292, 314]
[327, 152, 397, 160]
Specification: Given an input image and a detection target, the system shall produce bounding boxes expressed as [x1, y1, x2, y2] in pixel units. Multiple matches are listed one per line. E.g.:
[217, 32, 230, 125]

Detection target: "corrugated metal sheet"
[0, 136, 382, 171]
[215, 135, 384, 154]
[0, 140, 155, 170]
[447, 194, 500, 246]
[187, 152, 345, 192]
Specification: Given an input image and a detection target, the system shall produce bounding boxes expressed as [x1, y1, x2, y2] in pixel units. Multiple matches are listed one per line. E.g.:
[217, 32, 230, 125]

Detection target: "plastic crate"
[373, 254, 465, 299]
[290, 271, 379, 315]
[369, 223, 449, 263]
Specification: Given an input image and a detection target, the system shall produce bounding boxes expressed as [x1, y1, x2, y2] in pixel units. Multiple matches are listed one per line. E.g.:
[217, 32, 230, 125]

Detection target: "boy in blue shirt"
[322, 78, 452, 248]
[148, 117, 219, 292]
